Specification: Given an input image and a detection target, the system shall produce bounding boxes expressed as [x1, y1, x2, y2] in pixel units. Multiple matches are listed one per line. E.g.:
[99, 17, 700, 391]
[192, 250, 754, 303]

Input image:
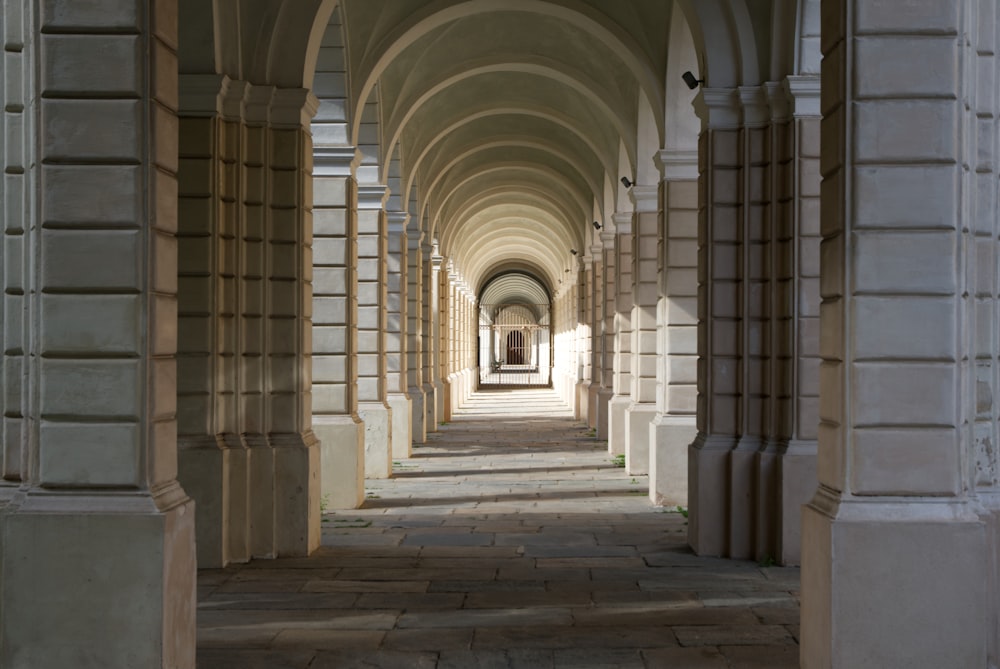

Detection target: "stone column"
[576, 255, 592, 421]
[769, 77, 820, 565]
[801, 2, 987, 666]
[356, 185, 392, 478]
[608, 214, 633, 456]
[649, 150, 699, 506]
[407, 230, 427, 443]
[1, 0, 26, 497]
[624, 185, 660, 474]
[423, 242, 440, 430]
[312, 146, 364, 509]
[587, 250, 604, 430]
[597, 236, 616, 438]
[244, 86, 278, 555]
[176, 74, 239, 568]
[726, 87, 770, 560]
[386, 211, 412, 458]
[0, 2, 196, 665]
[688, 89, 742, 556]
[437, 255, 451, 421]
[267, 90, 321, 556]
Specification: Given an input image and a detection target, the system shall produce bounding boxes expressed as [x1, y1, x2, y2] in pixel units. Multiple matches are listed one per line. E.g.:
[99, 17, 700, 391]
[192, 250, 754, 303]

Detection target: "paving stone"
[673, 624, 795, 647]
[437, 649, 555, 669]
[195, 649, 316, 669]
[721, 644, 800, 668]
[301, 579, 430, 593]
[198, 389, 799, 667]
[471, 624, 678, 649]
[271, 629, 386, 650]
[640, 646, 729, 668]
[381, 627, 474, 651]
[397, 607, 573, 629]
[310, 649, 438, 668]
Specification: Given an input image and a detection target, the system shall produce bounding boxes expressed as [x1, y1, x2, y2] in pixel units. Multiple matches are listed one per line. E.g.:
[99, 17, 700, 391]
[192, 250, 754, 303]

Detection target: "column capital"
[629, 185, 659, 213]
[784, 74, 821, 118]
[387, 210, 409, 234]
[600, 230, 616, 248]
[270, 88, 320, 130]
[314, 146, 360, 177]
[739, 85, 770, 128]
[178, 73, 229, 117]
[693, 87, 741, 130]
[357, 184, 389, 210]
[655, 149, 698, 182]
[221, 80, 249, 122]
[612, 212, 633, 235]
[432, 254, 445, 270]
[245, 84, 276, 126]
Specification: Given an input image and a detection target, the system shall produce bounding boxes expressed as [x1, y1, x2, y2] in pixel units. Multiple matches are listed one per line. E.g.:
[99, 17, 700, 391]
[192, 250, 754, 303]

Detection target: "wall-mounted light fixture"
[620, 177, 633, 188]
[593, 221, 602, 230]
[682, 71, 704, 90]
[570, 249, 578, 256]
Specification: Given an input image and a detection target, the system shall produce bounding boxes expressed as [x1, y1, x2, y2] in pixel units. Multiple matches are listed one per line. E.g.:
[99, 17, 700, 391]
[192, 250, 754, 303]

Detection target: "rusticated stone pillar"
[689, 88, 741, 557]
[801, 2, 987, 666]
[356, 185, 393, 478]
[575, 255, 592, 421]
[0, 2, 197, 665]
[649, 150, 699, 507]
[608, 213, 633, 456]
[624, 185, 660, 474]
[311, 146, 364, 509]
[407, 229, 426, 443]
[386, 210, 412, 458]
[587, 246, 604, 431]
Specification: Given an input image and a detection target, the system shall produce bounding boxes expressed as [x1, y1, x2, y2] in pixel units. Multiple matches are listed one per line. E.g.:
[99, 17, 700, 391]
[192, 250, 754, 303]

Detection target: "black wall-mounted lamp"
[570, 249, 578, 255]
[682, 71, 704, 90]
[593, 221, 602, 230]
[620, 177, 633, 188]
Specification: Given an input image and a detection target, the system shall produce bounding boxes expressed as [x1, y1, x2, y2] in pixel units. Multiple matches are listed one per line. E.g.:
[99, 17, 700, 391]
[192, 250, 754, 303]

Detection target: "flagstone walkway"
[197, 389, 800, 668]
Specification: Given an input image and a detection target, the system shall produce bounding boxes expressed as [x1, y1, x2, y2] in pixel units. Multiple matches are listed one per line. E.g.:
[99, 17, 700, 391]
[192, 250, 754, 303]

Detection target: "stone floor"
[197, 389, 801, 668]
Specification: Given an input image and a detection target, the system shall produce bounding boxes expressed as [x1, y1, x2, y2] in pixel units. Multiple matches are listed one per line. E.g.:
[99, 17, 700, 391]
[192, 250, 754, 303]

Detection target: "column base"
[575, 381, 589, 422]
[595, 387, 613, 439]
[222, 434, 250, 564]
[272, 431, 321, 557]
[358, 401, 393, 478]
[247, 434, 276, 558]
[623, 401, 657, 474]
[313, 414, 364, 510]
[801, 489, 986, 669]
[607, 395, 631, 455]
[775, 439, 817, 565]
[688, 433, 734, 556]
[0, 487, 196, 668]
[648, 414, 696, 507]
[408, 384, 426, 444]
[587, 382, 602, 430]
[728, 437, 761, 560]
[387, 392, 412, 459]
[423, 382, 438, 432]
[177, 435, 230, 568]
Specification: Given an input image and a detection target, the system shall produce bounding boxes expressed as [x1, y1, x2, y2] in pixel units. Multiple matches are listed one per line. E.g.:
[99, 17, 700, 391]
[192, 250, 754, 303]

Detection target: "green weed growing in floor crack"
[611, 454, 626, 468]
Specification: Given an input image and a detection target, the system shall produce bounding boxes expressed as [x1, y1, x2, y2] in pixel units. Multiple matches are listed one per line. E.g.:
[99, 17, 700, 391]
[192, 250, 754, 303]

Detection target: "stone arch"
[675, 0, 761, 87]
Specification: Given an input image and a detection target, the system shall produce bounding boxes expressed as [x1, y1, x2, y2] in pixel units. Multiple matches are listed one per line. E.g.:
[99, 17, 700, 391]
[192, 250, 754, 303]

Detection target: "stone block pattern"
[2, 0, 28, 490]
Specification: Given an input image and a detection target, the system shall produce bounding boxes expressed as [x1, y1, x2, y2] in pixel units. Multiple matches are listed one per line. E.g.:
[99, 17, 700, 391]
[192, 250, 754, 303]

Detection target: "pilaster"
[575, 255, 593, 421]
[688, 87, 743, 556]
[624, 184, 660, 475]
[311, 145, 364, 509]
[386, 210, 412, 458]
[587, 246, 604, 432]
[407, 230, 427, 443]
[608, 213, 634, 456]
[649, 149, 699, 507]
[356, 184, 392, 478]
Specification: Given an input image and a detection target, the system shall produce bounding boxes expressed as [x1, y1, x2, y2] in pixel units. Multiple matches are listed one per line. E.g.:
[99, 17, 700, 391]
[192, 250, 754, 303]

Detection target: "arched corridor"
[198, 389, 800, 668]
[2, 1, 999, 667]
